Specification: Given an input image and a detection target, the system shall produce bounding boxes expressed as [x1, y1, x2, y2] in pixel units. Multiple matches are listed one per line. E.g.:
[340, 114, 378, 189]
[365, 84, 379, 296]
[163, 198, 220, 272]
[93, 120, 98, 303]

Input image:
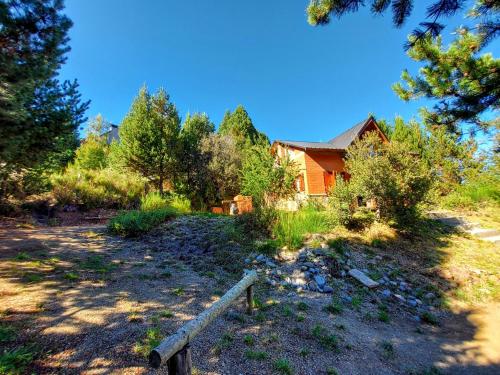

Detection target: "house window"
[323, 171, 334, 192]
[296, 174, 305, 192]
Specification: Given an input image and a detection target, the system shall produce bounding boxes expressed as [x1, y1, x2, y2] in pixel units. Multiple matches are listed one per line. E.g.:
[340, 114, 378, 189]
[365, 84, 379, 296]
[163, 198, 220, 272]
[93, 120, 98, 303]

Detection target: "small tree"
[199, 134, 243, 202]
[118, 86, 181, 194]
[241, 144, 298, 207]
[74, 115, 110, 170]
[328, 176, 355, 226]
[178, 113, 215, 206]
[218, 105, 269, 150]
[345, 131, 432, 225]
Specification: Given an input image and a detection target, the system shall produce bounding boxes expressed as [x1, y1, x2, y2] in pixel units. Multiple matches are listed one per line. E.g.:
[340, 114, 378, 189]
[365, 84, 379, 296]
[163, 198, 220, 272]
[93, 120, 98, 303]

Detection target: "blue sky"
[60, 0, 498, 142]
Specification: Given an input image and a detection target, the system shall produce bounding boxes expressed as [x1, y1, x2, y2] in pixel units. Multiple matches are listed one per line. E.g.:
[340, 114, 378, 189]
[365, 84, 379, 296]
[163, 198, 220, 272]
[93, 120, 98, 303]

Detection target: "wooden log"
[246, 285, 254, 315]
[149, 270, 258, 368]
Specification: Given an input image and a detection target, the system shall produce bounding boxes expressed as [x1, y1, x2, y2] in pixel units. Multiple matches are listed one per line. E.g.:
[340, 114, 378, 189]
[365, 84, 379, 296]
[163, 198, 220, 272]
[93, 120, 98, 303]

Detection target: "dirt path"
[1, 222, 499, 374]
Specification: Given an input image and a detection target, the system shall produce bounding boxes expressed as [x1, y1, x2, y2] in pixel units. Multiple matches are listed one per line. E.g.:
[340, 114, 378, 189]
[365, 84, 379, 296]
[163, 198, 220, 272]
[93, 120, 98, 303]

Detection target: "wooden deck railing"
[149, 270, 258, 374]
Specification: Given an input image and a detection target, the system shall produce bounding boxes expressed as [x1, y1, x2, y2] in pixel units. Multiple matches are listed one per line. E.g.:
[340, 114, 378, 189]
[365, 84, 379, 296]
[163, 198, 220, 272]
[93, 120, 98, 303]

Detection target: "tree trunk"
[159, 174, 164, 196]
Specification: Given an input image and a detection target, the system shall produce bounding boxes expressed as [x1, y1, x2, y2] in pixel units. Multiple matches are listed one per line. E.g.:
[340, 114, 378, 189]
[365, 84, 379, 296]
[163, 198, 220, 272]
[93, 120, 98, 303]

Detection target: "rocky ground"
[0, 215, 499, 374]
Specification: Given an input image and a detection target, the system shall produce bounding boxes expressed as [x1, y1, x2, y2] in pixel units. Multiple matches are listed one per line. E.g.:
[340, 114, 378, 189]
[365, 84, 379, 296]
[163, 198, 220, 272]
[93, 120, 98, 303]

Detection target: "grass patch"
[22, 273, 43, 283]
[327, 238, 345, 255]
[312, 324, 339, 351]
[158, 309, 174, 319]
[273, 358, 293, 375]
[0, 324, 17, 343]
[380, 340, 395, 359]
[80, 255, 117, 274]
[108, 207, 178, 237]
[213, 332, 234, 355]
[378, 305, 390, 323]
[0, 345, 37, 375]
[324, 297, 343, 315]
[245, 350, 268, 360]
[63, 272, 79, 281]
[327, 368, 340, 375]
[296, 301, 308, 311]
[299, 347, 310, 357]
[273, 207, 330, 249]
[133, 327, 162, 358]
[243, 334, 254, 346]
[14, 252, 31, 261]
[172, 287, 184, 296]
[421, 311, 439, 326]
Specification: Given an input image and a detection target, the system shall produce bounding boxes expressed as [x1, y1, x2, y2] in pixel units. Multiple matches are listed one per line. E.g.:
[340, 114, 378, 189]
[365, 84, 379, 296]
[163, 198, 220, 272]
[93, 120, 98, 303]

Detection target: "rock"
[304, 271, 312, 279]
[394, 294, 405, 303]
[265, 260, 277, 268]
[341, 294, 352, 303]
[314, 275, 326, 288]
[413, 315, 421, 323]
[307, 281, 319, 292]
[415, 299, 422, 305]
[381, 289, 391, 298]
[303, 262, 315, 268]
[322, 285, 334, 293]
[244, 258, 251, 264]
[266, 278, 277, 287]
[256, 254, 266, 262]
[424, 292, 436, 300]
[348, 269, 379, 288]
[408, 299, 418, 307]
[312, 248, 325, 256]
[300, 266, 308, 271]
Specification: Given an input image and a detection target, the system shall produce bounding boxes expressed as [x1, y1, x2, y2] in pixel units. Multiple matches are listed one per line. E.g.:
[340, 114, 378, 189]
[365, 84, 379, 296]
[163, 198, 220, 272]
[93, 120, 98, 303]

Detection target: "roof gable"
[274, 116, 386, 152]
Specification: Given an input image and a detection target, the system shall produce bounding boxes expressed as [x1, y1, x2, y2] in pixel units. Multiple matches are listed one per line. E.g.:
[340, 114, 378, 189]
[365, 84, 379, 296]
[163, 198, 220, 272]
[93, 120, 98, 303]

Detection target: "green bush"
[272, 206, 330, 249]
[107, 207, 177, 237]
[327, 177, 355, 226]
[52, 167, 145, 209]
[140, 192, 168, 211]
[167, 193, 191, 213]
[442, 173, 500, 209]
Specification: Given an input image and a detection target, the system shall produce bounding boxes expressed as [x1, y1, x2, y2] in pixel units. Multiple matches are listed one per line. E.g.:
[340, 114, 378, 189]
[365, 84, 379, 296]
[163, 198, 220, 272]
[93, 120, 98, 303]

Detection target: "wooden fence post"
[167, 344, 192, 375]
[246, 285, 254, 315]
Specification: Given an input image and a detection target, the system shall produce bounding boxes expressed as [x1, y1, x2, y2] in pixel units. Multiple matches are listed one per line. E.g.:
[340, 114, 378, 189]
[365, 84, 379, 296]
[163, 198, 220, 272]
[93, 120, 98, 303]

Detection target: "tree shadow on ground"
[0, 219, 499, 374]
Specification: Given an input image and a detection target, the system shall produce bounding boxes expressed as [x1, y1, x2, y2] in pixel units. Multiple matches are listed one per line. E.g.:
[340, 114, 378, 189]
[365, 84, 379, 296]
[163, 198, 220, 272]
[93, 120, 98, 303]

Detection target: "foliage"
[177, 113, 215, 207]
[443, 166, 500, 208]
[107, 207, 177, 237]
[199, 134, 242, 201]
[117, 86, 181, 194]
[345, 131, 432, 225]
[0, 345, 36, 375]
[0, 0, 89, 199]
[140, 192, 168, 211]
[393, 31, 500, 134]
[218, 105, 269, 149]
[51, 166, 145, 209]
[306, 0, 499, 47]
[166, 193, 191, 213]
[74, 115, 111, 170]
[327, 176, 355, 226]
[241, 144, 299, 206]
[272, 206, 330, 249]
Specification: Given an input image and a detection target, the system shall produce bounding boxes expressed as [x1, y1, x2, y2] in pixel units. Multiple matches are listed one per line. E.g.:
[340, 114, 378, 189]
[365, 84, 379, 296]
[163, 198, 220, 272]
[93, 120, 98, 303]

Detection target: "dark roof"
[275, 140, 342, 150]
[274, 117, 375, 151]
[327, 118, 371, 149]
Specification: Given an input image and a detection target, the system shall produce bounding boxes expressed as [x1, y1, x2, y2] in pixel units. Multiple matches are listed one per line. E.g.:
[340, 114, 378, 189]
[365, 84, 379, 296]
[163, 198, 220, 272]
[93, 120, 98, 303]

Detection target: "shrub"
[52, 167, 145, 209]
[167, 193, 191, 213]
[272, 206, 330, 249]
[328, 177, 355, 226]
[140, 192, 168, 211]
[345, 131, 432, 226]
[108, 207, 177, 237]
[442, 171, 500, 209]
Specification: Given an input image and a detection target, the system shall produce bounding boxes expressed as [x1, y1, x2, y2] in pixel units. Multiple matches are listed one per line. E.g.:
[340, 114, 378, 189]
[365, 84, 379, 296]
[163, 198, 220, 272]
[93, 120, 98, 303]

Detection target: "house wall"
[304, 151, 345, 195]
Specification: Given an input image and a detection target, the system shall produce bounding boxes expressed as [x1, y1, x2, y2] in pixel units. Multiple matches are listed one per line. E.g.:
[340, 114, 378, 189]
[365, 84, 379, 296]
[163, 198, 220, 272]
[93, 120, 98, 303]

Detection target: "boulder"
[348, 269, 379, 288]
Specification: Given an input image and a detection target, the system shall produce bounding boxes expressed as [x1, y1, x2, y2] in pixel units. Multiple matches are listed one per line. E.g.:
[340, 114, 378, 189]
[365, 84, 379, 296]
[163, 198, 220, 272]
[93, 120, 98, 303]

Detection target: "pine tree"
[0, 0, 89, 197]
[218, 105, 269, 148]
[393, 31, 499, 135]
[306, 0, 499, 47]
[118, 86, 181, 194]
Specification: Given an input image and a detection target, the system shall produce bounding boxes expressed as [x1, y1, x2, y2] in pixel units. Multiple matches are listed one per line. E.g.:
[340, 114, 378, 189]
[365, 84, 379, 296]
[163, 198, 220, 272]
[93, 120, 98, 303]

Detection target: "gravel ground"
[0, 218, 499, 374]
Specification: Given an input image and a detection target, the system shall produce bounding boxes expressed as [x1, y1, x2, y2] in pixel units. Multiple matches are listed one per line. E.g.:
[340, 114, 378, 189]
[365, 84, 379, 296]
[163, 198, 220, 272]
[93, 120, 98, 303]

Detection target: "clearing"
[0, 215, 499, 374]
